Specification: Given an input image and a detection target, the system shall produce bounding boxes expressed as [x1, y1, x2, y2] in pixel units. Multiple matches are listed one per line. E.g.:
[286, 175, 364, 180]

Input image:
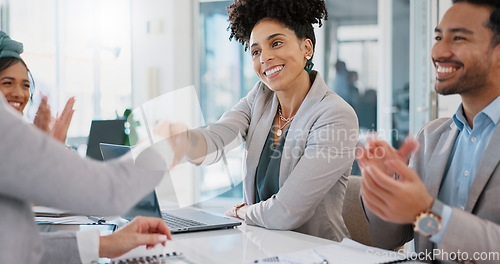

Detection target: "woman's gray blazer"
[199, 71, 358, 241]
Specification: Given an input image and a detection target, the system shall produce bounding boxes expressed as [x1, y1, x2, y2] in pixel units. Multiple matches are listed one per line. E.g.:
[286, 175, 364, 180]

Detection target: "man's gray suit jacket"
[0, 95, 164, 263]
[365, 117, 500, 263]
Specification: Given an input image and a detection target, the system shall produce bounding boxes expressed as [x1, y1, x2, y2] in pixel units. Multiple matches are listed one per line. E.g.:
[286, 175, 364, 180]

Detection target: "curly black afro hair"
[227, 0, 328, 51]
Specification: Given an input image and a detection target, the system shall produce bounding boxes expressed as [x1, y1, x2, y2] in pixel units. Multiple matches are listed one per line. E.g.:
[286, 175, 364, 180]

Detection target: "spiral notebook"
[108, 244, 195, 264]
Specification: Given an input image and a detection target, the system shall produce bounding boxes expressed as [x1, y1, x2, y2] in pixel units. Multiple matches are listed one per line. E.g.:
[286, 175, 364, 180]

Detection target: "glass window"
[6, 0, 132, 150]
[325, 0, 410, 149]
[199, 1, 258, 200]
[337, 25, 379, 132]
[197, 0, 411, 191]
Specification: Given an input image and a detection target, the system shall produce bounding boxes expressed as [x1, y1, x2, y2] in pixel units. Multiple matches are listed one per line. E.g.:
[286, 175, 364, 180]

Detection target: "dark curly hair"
[227, 0, 328, 52]
[453, 0, 500, 46]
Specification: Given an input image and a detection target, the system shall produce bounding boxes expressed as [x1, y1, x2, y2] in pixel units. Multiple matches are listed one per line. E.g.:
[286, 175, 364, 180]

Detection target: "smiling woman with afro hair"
[162, 0, 358, 241]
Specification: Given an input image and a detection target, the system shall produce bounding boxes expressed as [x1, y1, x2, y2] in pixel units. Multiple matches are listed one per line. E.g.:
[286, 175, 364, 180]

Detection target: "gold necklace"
[277, 105, 294, 137]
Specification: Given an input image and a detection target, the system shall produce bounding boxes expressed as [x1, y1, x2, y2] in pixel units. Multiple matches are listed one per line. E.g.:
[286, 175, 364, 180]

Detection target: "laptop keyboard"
[161, 212, 207, 229]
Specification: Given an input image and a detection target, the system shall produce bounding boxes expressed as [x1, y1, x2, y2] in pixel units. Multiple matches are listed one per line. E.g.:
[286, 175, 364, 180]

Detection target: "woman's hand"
[225, 203, 248, 220]
[33, 96, 75, 143]
[33, 96, 52, 134]
[50, 97, 75, 142]
[98, 216, 172, 259]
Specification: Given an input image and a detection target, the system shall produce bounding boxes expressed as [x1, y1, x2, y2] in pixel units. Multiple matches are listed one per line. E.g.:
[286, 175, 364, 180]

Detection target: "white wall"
[130, 0, 197, 205]
[377, 0, 393, 141]
[410, 0, 433, 134]
[131, 0, 195, 108]
[314, 24, 326, 77]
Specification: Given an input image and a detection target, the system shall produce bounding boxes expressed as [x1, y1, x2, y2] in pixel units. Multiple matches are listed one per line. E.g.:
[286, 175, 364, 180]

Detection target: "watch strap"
[430, 199, 444, 218]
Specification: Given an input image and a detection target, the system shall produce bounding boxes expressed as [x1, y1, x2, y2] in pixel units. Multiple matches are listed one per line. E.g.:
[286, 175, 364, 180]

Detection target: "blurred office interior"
[0, 0, 461, 203]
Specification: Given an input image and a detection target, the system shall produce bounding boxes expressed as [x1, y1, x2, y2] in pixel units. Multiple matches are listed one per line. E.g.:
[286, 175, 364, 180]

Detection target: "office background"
[0, 0, 460, 203]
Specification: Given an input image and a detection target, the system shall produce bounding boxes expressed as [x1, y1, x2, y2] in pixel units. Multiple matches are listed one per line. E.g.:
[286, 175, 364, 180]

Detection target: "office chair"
[342, 175, 375, 247]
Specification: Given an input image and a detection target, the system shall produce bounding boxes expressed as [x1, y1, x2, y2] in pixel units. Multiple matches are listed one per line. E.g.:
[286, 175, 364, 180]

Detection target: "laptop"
[86, 120, 127, 160]
[99, 143, 242, 233]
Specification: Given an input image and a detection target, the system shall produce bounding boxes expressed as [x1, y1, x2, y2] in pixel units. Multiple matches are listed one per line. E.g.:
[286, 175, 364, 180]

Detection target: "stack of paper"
[251, 238, 412, 264]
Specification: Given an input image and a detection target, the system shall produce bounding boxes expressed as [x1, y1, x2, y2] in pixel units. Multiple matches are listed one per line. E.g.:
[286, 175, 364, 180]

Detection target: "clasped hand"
[357, 136, 433, 224]
[153, 121, 191, 168]
[153, 120, 207, 168]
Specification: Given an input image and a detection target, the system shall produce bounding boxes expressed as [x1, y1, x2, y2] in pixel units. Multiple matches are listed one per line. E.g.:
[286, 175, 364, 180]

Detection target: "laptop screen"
[122, 192, 162, 220]
[86, 120, 126, 160]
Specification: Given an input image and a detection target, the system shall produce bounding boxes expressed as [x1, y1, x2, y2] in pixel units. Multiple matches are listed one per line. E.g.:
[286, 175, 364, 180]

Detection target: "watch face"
[417, 215, 440, 236]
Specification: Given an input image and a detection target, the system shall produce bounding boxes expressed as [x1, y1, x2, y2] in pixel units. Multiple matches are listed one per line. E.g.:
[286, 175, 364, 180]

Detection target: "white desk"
[106, 199, 416, 264]
[36, 203, 409, 263]
[166, 223, 418, 264]
[151, 199, 410, 264]
[159, 198, 333, 263]
[171, 223, 335, 264]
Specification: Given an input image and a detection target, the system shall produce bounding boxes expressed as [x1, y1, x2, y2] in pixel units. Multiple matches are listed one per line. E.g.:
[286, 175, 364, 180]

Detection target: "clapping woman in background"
[0, 31, 74, 143]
